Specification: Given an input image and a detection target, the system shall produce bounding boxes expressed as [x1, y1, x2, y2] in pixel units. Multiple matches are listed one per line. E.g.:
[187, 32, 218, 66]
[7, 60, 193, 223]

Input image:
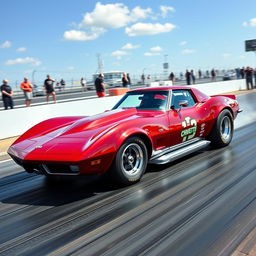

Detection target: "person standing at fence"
[122, 73, 129, 88]
[198, 69, 202, 79]
[244, 66, 253, 90]
[141, 74, 145, 85]
[44, 74, 56, 103]
[169, 72, 175, 84]
[20, 77, 33, 107]
[80, 77, 87, 92]
[94, 73, 106, 97]
[60, 78, 66, 90]
[1, 79, 14, 110]
[211, 69, 216, 81]
[191, 70, 196, 84]
[127, 73, 131, 86]
[185, 70, 191, 85]
[254, 68, 256, 88]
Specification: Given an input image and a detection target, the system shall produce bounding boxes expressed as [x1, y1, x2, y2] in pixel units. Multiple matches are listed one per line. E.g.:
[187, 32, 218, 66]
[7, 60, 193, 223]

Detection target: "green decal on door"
[181, 117, 197, 142]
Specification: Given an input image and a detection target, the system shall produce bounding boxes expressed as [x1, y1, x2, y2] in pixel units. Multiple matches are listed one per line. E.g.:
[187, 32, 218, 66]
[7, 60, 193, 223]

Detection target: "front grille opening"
[42, 164, 80, 175]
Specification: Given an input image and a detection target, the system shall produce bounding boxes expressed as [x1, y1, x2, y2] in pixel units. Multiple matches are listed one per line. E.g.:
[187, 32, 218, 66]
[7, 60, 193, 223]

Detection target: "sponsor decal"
[181, 117, 197, 142]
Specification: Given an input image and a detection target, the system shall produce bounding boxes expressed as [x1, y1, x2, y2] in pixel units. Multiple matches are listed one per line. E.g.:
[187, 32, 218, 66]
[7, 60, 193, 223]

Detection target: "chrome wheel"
[209, 109, 234, 148]
[121, 143, 144, 177]
[220, 116, 232, 143]
[110, 136, 148, 185]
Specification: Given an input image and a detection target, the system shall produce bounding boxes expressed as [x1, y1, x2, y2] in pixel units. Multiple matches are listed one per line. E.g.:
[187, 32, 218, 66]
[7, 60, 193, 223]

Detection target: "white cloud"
[63, 28, 106, 41]
[5, 57, 42, 66]
[0, 41, 11, 48]
[160, 6, 175, 18]
[182, 49, 197, 55]
[111, 50, 128, 60]
[243, 18, 256, 27]
[179, 41, 187, 46]
[144, 52, 161, 56]
[223, 53, 232, 57]
[80, 2, 151, 29]
[67, 66, 75, 70]
[17, 47, 27, 52]
[150, 46, 162, 52]
[23, 69, 33, 74]
[126, 22, 176, 36]
[122, 43, 140, 50]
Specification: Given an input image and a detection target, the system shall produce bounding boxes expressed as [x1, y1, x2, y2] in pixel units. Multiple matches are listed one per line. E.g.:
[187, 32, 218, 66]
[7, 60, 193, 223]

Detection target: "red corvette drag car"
[8, 86, 241, 185]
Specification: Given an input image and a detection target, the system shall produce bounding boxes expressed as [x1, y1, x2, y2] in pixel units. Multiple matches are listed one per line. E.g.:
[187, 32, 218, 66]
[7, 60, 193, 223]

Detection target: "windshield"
[112, 90, 169, 111]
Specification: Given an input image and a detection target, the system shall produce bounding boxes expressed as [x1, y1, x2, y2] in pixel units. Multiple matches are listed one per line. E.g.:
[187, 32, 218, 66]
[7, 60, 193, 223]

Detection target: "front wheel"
[110, 137, 148, 186]
[209, 109, 234, 148]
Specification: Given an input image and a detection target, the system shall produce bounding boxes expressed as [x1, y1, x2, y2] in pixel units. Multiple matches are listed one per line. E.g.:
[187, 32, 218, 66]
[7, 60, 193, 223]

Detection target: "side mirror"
[179, 100, 188, 108]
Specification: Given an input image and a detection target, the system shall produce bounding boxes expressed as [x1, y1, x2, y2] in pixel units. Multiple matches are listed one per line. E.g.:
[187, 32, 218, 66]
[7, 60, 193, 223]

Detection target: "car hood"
[9, 108, 160, 161]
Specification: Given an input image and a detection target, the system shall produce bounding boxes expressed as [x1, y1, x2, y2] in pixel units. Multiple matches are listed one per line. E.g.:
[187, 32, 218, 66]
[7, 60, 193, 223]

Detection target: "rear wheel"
[110, 136, 148, 185]
[209, 109, 234, 148]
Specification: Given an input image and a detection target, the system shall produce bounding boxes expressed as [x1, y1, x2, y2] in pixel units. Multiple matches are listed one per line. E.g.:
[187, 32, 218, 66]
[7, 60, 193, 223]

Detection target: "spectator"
[1, 79, 14, 110]
[191, 70, 196, 84]
[127, 73, 131, 86]
[20, 77, 33, 107]
[44, 74, 56, 103]
[198, 70, 202, 79]
[235, 68, 241, 79]
[80, 77, 87, 92]
[244, 66, 253, 90]
[122, 73, 129, 88]
[254, 68, 256, 87]
[211, 69, 216, 81]
[94, 73, 106, 97]
[206, 70, 210, 78]
[60, 78, 66, 90]
[185, 70, 191, 85]
[180, 72, 184, 80]
[240, 67, 245, 79]
[169, 72, 175, 84]
[141, 74, 145, 85]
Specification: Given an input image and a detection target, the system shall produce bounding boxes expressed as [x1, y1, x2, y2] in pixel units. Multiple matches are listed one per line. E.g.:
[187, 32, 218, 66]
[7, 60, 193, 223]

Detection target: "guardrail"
[0, 79, 246, 139]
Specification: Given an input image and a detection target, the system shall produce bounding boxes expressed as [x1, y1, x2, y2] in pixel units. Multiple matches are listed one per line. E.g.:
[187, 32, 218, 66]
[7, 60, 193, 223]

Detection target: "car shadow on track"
[2, 146, 230, 208]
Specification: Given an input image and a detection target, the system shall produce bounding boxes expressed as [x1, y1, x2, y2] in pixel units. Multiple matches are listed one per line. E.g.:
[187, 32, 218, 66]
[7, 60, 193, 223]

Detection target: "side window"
[171, 90, 196, 109]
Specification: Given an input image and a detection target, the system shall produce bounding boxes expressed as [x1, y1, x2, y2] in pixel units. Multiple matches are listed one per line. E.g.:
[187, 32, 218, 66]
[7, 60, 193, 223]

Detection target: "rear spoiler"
[211, 94, 236, 100]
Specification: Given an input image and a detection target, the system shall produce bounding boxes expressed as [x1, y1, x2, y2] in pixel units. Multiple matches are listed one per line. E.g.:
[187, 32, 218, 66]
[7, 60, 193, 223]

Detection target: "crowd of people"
[168, 69, 218, 85]
[1, 67, 256, 110]
[0, 75, 84, 109]
[167, 67, 256, 88]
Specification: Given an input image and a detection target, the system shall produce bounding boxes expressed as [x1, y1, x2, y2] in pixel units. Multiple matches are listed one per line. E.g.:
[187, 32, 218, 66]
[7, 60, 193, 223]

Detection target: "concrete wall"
[0, 79, 246, 139]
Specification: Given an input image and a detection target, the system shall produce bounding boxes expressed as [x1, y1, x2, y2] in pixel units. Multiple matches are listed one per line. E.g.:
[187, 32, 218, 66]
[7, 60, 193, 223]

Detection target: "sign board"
[245, 39, 256, 52]
[163, 62, 169, 69]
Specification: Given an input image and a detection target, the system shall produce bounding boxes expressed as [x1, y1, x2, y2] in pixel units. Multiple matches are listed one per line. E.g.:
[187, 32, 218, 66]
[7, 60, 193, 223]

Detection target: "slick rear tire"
[209, 109, 234, 148]
[110, 136, 148, 186]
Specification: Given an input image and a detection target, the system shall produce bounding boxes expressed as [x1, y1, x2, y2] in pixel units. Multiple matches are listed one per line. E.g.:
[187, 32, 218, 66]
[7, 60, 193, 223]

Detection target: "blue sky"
[1, 0, 256, 85]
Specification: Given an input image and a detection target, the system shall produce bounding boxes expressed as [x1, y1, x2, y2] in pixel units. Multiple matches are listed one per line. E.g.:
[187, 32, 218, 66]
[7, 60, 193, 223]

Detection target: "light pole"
[32, 70, 36, 84]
